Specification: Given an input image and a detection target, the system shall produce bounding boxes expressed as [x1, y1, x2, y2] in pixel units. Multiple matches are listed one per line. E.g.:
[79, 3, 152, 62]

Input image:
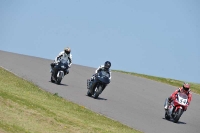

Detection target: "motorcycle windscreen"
[97, 71, 110, 84]
[177, 92, 188, 106]
[59, 59, 68, 69]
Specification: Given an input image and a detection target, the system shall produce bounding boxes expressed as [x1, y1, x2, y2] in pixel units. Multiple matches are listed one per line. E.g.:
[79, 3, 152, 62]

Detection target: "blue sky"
[0, 0, 199, 83]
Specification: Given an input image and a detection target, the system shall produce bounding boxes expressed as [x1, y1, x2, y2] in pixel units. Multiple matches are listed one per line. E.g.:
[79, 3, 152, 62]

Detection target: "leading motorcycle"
[87, 71, 110, 99]
[51, 59, 69, 84]
[164, 92, 189, 123]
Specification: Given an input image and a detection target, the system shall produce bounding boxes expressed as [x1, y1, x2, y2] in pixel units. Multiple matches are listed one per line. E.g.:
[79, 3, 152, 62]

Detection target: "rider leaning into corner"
[164, 82, 192, 111]
[88, 61, 112, 89]
[50, 47, 72, 76]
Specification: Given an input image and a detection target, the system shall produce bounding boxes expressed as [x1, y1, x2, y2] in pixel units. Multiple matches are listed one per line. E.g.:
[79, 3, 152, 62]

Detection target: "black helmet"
[104, 61, 111, 70]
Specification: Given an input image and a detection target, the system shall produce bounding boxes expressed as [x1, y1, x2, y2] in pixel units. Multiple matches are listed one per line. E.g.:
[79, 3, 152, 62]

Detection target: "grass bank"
[0, 67, 141, 133]
[113, 70, 200, 94]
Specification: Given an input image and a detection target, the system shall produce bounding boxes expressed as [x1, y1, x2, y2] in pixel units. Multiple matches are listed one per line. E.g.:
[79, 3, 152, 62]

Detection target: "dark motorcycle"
[164, 92, 189, 123]
[87, 71, 110, 99]
[51, 59, 68, 84]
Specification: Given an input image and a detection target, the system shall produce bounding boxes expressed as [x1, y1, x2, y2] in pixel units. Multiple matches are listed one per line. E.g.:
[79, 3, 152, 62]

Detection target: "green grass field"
[113, 70, 200, 94]
[0, 67, 141, 133]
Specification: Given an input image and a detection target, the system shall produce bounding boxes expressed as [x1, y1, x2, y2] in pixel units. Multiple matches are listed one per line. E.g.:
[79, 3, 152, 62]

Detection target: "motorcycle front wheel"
[93, 92, 99, 99]
[173, 108, 183, 123]
[94, 85, 103, 99]
[56, 77, 62, 84]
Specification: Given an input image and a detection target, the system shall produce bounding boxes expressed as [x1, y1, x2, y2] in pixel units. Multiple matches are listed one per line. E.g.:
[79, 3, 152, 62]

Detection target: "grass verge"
[0, 67, 141, 133]
[113, 70, 200, 94]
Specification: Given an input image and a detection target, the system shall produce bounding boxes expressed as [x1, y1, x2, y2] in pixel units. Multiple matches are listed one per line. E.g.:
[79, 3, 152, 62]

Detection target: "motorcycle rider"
[50, 47, 72, 76]
[164, 82, 192, 110]
[87, 61, 111, 89]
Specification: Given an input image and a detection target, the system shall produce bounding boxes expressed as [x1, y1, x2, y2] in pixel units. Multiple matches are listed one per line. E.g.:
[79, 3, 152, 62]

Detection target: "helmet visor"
[65, 50, 70, 54]
[183, 87, 189, 91]
[105, 64, 110, 69]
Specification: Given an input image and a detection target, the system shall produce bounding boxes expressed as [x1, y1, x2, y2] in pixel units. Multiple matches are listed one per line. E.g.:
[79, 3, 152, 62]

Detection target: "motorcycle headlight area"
[61, 65, 66, 69]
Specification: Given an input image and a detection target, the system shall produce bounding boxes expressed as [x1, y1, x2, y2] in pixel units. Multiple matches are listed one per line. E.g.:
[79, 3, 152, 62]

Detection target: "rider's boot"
[87, 79, 90, 89]
[164, 98, 170, 110]
[64, 69, 69, 75]
[87, 76, 95, 89]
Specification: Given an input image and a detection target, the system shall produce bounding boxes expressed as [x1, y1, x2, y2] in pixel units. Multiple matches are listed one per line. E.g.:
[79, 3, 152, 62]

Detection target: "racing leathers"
[90, 65, 111, 81]
[87, 65, 111, 90]
[164, 87, 192, 111]
[50, 51, 72, 75]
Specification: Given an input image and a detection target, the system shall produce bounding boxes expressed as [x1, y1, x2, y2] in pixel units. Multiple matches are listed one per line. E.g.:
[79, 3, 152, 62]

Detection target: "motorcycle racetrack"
[1, 50, 200, 133]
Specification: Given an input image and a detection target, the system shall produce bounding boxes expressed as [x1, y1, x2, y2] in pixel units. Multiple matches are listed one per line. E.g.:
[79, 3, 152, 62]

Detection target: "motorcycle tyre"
[56, 78, 61, 84]
[93, 92, 99, 99]
[93, 87, 100, 99]
[173, 108, 183, 123]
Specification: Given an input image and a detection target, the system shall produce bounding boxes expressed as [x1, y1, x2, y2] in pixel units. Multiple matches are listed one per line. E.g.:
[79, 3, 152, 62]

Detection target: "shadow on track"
[48, 81, 68, 86]
[162, 118, 187, 124]
[96, 97, 107, 100]
[86, 95, 107, 100]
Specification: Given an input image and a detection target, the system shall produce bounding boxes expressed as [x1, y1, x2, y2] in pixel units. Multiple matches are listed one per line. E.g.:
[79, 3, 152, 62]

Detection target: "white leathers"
[54, 51, 72, 67]
[95, 65, 111, 80]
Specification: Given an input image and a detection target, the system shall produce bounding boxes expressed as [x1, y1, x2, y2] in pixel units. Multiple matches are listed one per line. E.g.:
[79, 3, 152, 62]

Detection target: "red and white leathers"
[54, 51, 72, 67]
[168, 87, 192, 110]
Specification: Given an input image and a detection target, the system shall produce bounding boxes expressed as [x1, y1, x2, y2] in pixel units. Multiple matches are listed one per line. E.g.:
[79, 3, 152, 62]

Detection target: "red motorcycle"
[164, 92, 189, 123]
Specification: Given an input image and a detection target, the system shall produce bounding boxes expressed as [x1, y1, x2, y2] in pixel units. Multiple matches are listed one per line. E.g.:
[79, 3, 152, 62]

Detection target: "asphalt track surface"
[1, 50, 200, 133]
